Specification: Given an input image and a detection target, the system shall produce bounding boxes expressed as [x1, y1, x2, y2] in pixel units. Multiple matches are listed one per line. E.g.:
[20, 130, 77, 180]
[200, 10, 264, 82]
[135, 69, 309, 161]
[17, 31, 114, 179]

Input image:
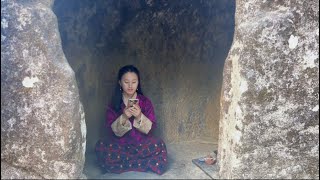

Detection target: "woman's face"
[119, 72, 139, 96]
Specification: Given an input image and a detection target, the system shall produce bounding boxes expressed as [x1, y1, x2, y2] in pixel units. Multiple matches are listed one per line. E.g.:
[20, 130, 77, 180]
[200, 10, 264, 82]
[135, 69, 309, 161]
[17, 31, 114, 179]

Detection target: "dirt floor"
[83, 138, 218, 179]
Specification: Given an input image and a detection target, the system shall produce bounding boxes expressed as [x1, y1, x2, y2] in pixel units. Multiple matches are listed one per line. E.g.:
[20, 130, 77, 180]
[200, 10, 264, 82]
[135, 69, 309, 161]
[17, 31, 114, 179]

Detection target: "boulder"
[218, 0, 319, 179]
[1, 0, 86, 179]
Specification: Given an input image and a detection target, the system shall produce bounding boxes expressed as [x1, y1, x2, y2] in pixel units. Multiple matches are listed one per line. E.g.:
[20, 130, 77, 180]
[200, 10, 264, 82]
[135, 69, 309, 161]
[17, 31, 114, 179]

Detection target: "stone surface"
[53, 0, 235, 153]
[1, 161, 43, 179]
[1, 0, 86, 179]
[218, 0, 319, 179]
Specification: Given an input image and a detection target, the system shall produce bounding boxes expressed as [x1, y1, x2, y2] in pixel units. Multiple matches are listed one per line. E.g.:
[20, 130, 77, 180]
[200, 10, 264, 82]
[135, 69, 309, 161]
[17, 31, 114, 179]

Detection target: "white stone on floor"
[83, 139, 218, 179]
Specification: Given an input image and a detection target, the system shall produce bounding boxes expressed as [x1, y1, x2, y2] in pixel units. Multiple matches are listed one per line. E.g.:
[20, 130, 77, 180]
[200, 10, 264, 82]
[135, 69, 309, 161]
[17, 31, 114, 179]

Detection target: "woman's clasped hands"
[123, 103, 142, 125]
[129, 104, 142, 119]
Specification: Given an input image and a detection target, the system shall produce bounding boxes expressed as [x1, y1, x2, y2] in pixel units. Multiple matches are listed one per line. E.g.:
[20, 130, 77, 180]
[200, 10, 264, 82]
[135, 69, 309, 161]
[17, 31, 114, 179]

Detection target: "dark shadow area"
[53, 0, 235, 178]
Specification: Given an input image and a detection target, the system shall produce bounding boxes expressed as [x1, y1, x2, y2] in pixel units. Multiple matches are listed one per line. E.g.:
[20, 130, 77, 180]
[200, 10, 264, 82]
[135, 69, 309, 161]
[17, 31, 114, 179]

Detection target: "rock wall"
[218, 0, 319, 179]
[53, 0, 235, 151]
[1, 0, 86, 179]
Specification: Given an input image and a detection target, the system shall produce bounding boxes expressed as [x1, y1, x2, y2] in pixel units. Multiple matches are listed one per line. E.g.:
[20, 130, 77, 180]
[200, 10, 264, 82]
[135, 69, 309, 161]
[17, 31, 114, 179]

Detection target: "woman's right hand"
[123, 107, 133, 119]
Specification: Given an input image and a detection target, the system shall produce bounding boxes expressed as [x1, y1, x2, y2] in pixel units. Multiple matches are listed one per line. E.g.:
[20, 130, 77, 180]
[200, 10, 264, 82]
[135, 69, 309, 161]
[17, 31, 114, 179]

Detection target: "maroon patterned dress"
[95, 94, 168, 175]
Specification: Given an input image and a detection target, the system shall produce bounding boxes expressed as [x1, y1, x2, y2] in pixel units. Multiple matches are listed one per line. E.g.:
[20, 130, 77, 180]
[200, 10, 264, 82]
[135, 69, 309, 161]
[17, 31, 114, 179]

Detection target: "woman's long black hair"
[110, 65, 144, 113]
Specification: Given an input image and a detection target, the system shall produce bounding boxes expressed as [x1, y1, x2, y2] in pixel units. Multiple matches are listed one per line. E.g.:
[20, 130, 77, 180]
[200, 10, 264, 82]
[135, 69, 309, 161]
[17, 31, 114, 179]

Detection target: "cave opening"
[53, 0, 235, 178]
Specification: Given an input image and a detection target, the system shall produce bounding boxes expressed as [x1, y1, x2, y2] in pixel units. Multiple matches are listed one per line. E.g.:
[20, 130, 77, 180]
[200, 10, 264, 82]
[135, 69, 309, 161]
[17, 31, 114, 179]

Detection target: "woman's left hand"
[130, 104, 142, 119]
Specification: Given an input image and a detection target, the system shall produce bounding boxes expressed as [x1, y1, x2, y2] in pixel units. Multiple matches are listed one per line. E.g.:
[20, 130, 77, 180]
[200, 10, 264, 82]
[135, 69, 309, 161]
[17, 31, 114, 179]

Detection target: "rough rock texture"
[1, 161, 43, 179]
[218, 0, 319, 179]
[1, 0, 86, 179]
[53, 0, 235, 152]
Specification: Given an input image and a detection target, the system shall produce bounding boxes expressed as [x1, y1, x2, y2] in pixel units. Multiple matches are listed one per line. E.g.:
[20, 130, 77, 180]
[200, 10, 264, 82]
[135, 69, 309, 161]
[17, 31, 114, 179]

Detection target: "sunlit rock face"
[53, 0, 235, 151]
[1, 0, 86, 179]
[219, 0, 319, 179]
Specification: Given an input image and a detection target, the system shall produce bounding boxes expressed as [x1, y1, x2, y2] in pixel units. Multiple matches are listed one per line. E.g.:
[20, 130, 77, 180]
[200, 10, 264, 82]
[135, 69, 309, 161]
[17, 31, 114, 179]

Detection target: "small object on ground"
[204, 155, 216, 165]
[196, 150, 218, 165]
[192, 150, 220, 179]
[204, 150, 218, 165]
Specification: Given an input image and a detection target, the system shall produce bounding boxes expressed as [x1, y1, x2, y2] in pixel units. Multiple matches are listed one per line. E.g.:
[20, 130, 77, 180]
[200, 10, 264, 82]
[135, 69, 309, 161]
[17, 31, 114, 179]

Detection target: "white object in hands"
[128, 98, 139, 107]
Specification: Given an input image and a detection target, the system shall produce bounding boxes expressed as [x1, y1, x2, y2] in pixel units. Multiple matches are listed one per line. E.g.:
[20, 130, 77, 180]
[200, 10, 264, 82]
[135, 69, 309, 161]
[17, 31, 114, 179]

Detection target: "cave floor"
[83, 138, 218, 179]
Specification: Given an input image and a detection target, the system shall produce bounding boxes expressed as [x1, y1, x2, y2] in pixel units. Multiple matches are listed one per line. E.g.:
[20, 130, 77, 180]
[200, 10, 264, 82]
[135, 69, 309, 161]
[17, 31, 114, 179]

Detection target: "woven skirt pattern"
[95, 137, 168, 175]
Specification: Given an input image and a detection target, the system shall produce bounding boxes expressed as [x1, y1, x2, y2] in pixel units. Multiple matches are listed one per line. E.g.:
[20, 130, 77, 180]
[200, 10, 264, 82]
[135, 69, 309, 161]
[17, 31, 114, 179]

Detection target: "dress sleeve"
[111, 115, 132, 137]
[105, 106, 131, 137]
[133, 114, 152, 134]
[133, 97, 157, 134]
